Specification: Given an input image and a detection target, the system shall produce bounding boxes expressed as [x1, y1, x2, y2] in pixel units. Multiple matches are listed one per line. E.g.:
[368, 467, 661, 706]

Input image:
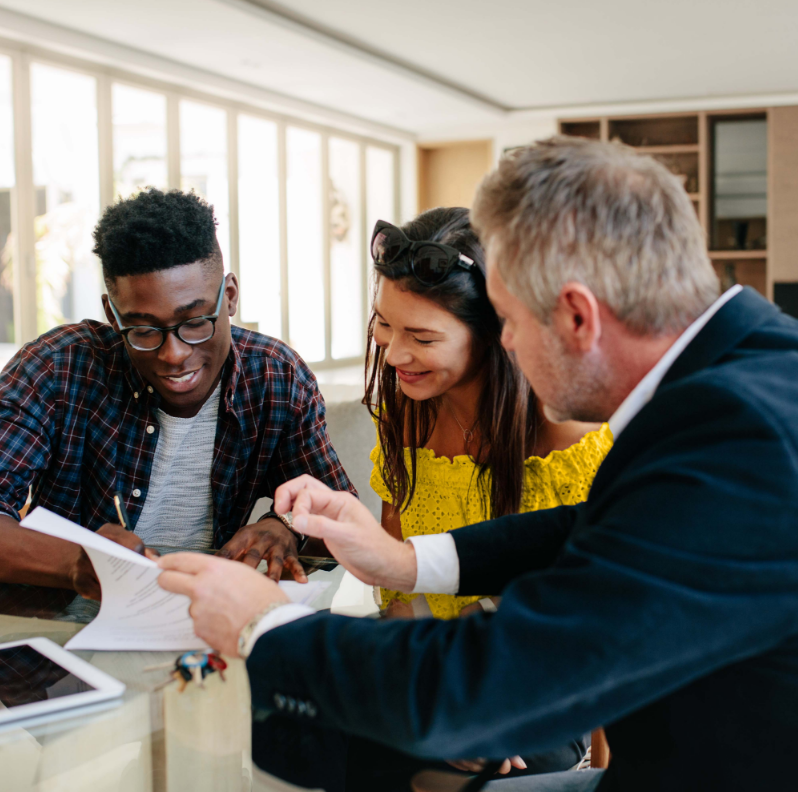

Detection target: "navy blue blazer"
[248, 287, 798, 791]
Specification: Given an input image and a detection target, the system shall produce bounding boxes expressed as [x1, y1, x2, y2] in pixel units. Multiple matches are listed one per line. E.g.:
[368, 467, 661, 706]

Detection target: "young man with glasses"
[0, 188, 354, 601]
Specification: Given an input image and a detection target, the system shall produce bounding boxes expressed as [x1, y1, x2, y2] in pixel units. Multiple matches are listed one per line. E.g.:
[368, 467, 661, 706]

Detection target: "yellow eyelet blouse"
[370, 423, 614, 620]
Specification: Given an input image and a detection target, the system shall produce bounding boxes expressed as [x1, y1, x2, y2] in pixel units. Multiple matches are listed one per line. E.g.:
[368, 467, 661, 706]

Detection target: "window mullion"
[166, 93, 180, 191]
[97, 73, 114, 211]
[10, 50, 36, 344]
[322, 132, 332, 364]
[359, 142, 370, 326]
[393, 146, 401, 224]
[226, 110, 241, 293]
[277, 121, 289, 342]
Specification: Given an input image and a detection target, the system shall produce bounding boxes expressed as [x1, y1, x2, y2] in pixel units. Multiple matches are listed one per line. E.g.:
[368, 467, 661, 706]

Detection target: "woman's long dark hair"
[364, 207, 537, 519]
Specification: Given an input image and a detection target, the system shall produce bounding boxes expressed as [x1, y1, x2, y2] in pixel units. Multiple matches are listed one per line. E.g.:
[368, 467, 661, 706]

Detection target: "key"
[152, 670, 181, 692]
[144, 660, 178, 673]
[192, 665, 204, 688]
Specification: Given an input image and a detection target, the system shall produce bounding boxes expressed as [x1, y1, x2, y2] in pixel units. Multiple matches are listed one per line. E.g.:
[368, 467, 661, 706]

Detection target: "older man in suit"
[159, 137, 798, 791]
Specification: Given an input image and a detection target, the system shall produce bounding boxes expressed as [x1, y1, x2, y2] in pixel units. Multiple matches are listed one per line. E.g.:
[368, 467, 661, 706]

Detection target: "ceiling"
[1, 0, 797, 135]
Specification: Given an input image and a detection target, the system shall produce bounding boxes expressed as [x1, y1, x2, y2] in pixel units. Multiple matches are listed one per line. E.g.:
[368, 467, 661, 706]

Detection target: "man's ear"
[225, 273, 239, 318]
[101, 294, 118, 329]
[552, 282, 602, 353]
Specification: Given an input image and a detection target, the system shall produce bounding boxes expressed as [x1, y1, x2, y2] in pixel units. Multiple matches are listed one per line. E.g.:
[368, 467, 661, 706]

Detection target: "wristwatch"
[261, 510, 308, 554]
[238, 602, 290, 658]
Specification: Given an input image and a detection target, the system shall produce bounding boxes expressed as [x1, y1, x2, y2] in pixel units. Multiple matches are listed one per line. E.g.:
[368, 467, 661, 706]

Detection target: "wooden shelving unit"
[559, 109, 772, 300]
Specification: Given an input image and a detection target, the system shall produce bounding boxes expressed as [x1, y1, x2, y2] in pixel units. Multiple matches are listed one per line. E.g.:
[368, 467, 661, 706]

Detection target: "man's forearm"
[0, 514, 79, 588]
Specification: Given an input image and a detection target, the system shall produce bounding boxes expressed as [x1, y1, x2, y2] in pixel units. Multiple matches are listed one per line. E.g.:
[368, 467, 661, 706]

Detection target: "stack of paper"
[21, 508, 328, 652]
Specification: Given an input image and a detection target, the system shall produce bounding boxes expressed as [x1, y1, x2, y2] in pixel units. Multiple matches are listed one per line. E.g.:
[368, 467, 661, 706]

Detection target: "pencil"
[114, 491, 133, 531]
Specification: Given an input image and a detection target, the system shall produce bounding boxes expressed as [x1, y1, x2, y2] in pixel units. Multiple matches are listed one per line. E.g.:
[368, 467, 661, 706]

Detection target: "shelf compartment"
[647, 151, 700, 194]
[560, 120, 601, 140]
[711, 257, 766, 297]
[609, 116, 698, 147]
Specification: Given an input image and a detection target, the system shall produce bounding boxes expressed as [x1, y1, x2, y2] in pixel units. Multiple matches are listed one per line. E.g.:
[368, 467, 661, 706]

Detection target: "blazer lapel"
[658, 287, 779, 390]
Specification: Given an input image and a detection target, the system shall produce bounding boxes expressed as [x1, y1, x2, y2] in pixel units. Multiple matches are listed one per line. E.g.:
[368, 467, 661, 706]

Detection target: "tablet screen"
[0, 645, 96, 709]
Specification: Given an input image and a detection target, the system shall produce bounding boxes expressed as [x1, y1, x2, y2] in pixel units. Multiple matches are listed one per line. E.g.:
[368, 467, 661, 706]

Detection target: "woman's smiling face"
[372, 278, 479, 401]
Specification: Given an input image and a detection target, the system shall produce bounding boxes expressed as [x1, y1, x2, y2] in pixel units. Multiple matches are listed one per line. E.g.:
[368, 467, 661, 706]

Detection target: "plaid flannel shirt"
[0, 321, 355, 547]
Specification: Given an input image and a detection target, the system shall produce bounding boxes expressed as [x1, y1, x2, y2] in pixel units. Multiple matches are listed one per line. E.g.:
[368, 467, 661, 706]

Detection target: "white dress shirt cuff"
[408, 533, 460, 595]
[244, 603, 315, 657]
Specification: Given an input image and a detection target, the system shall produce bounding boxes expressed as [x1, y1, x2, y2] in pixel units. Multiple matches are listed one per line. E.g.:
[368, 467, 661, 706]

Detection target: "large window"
[0, 45, 400, 372]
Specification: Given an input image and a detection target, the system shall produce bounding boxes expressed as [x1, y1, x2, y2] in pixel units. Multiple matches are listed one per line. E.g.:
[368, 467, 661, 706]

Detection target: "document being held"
[21, 507, 208, 652]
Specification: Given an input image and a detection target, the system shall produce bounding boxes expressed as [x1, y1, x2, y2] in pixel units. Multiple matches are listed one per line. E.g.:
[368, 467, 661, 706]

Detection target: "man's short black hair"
[93, 188, 221, 285]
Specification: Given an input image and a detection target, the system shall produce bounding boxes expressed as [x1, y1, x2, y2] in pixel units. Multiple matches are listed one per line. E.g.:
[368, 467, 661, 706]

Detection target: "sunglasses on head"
[370, 220, 477, 286]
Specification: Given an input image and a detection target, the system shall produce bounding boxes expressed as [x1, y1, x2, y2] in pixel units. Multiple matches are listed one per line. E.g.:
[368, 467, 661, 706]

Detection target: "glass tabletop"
[0, 561, 354, 792]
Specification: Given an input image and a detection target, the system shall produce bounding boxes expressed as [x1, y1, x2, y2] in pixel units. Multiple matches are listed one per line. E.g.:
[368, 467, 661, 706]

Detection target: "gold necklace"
[445, 397, 476, 445]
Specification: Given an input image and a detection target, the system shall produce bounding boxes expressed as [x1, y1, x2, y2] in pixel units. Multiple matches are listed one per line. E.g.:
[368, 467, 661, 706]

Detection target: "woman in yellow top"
[366, 207, 613, 621]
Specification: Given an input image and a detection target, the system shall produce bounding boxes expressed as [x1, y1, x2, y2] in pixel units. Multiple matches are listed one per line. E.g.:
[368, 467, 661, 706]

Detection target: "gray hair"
[472, 137, 720, 335]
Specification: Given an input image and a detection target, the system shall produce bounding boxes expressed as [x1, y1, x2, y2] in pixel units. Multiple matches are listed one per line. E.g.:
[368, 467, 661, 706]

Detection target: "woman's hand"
[459, 597, 501, 618]
[446, 757, 527, 775]
[381, 599, 415, 620]
[273, 475, 418, 591]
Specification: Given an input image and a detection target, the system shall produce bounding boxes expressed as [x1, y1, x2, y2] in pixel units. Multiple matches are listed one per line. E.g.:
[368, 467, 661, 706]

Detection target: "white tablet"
[0, 637, 125, 727]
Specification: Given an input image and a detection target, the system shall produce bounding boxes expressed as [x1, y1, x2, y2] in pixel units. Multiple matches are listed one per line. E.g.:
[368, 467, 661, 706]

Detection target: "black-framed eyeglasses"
[107, 276, 227, 352]
[370, 219, 477, 286]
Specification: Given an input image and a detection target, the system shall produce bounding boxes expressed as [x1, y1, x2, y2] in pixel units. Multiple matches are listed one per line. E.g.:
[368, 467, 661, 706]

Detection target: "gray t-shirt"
[133, 382, 221, 550]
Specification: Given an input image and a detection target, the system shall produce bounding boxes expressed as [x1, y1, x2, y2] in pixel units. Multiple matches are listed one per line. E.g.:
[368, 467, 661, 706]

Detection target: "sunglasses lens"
[413, 245, 451, 284]
[372, 227, 404, 265]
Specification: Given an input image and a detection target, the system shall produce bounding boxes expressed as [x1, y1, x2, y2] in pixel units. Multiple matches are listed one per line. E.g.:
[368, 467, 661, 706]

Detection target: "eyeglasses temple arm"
[106, 297, 127, 330]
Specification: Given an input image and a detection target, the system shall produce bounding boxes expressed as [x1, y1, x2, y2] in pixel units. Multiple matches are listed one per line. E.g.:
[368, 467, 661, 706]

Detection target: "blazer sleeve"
[246, 379, 798, 761]
[451, 503, 583, 595]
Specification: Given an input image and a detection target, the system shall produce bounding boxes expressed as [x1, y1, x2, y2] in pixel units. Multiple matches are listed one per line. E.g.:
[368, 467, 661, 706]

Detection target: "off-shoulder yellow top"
[370, 423, 613, 620]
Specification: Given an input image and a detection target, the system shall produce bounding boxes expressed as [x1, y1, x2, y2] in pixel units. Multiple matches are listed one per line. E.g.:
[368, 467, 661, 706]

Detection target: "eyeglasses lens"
[177, 319, 215, 344]
[126, 319, 214, 351]
[413, 245, 450, 284]
[127, 328, 165, 351]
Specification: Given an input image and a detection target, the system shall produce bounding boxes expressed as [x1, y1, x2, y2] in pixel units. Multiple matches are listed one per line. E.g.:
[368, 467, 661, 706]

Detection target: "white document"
[21, 507, 207, 652]
[20, 508, 329, 652]
[278, 581, 329, 607]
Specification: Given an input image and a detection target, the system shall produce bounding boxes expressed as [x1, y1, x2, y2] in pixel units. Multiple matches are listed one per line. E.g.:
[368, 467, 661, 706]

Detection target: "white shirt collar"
[608, 285, 743, 439]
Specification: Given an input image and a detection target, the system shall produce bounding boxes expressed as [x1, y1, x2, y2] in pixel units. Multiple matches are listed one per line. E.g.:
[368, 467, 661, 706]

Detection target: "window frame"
[0, 38, 400, 371]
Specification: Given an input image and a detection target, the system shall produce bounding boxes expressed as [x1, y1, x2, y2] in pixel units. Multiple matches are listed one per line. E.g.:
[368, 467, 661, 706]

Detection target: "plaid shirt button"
[147, 386, 154, 393]
[133, 392, 139, 399]
[146, 425, 155, 434]
[132, 489, 141, 498]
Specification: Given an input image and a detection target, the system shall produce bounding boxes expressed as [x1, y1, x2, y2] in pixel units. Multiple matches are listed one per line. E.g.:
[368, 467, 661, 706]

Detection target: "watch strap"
[238, 602, 290, 658]
[260, 511, 309, 554]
